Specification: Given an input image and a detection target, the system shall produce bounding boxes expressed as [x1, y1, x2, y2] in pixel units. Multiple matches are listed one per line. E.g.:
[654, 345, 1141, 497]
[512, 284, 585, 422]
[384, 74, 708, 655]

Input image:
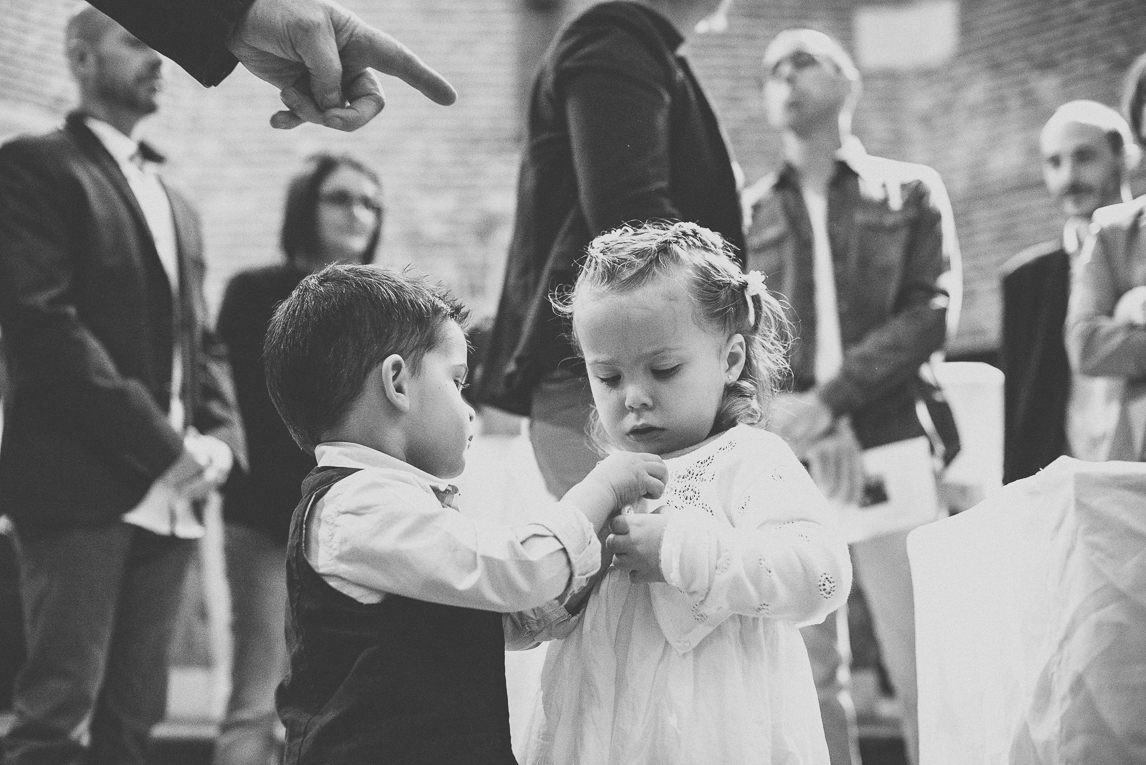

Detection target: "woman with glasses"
[213, 153, 383, 765]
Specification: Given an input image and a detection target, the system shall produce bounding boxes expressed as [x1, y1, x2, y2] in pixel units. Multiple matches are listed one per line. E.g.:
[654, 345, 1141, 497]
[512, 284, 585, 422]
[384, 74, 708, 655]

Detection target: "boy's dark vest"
[277, 466, 516, 764]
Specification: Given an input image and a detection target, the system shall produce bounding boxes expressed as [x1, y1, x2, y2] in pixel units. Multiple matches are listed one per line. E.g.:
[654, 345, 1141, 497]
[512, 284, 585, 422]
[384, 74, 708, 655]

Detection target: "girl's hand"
[607, 513, 670, 583]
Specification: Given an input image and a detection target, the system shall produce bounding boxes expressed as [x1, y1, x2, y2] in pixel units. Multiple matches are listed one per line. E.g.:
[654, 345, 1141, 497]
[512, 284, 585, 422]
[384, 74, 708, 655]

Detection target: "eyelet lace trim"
[817, 573, 837, 599]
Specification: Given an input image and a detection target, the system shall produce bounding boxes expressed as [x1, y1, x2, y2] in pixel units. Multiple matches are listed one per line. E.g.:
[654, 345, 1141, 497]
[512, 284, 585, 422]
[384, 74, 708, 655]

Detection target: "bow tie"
[130, 141, 167, 169]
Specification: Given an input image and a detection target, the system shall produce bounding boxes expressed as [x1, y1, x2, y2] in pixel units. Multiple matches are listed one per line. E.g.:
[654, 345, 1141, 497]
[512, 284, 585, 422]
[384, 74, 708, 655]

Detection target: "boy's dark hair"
[264, 264, 468, 452]
[280, 153, 383, 265]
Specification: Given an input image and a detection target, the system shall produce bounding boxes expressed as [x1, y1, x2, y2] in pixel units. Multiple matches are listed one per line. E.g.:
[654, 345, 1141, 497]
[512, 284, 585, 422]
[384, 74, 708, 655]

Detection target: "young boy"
[263, 264, 666, 764]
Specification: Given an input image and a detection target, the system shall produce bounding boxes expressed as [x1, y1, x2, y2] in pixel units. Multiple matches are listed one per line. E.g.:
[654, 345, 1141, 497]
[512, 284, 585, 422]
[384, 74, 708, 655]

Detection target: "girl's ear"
[379, 353, 411, 412]
[724, 333, 747, 383]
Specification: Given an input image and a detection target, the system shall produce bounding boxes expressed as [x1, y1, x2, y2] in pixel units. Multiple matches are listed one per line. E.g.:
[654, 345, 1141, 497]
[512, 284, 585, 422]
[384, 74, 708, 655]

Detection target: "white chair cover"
[907, 457, 1146, 765]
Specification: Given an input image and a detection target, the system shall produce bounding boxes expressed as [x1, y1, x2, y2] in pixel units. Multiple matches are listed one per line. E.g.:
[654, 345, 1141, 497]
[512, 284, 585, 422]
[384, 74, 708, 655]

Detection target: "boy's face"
[403, 320, 474, 479]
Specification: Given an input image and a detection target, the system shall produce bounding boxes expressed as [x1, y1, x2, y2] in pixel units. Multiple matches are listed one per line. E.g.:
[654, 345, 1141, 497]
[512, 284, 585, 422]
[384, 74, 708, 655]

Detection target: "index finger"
[352, 24, 457, 106]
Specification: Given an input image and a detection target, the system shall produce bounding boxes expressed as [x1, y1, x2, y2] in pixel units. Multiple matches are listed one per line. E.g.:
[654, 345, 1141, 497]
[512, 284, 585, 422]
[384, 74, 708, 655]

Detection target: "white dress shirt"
[85, 118, 200, 538]
[800, 182, 844, 383]
[306, 441, 602, 613]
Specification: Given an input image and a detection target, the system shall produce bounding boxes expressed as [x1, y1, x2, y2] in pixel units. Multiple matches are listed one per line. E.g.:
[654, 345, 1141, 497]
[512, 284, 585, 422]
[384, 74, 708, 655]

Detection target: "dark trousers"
[3, 522, 195, 765]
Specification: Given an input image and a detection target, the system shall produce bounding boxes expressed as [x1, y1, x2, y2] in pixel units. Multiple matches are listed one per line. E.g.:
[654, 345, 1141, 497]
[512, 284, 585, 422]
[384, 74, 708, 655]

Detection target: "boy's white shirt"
[306, 441, 601, 618]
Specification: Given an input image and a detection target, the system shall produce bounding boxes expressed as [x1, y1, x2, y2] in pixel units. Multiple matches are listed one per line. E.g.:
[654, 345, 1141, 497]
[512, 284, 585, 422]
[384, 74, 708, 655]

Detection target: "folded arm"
[1067, 228, 1146, 380]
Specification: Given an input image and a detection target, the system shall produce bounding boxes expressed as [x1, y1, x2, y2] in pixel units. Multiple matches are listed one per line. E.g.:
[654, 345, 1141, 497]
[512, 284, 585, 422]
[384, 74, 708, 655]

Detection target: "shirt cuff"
[817, 376, 857, 417]
[503, 600, 580, 649]
[210, 0, 258, 27]
[541, 501, 602, 596]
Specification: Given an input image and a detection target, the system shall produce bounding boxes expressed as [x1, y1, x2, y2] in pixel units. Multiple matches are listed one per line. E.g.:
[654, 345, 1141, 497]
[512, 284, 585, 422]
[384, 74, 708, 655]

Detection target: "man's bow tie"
[130, 141, 167, 168]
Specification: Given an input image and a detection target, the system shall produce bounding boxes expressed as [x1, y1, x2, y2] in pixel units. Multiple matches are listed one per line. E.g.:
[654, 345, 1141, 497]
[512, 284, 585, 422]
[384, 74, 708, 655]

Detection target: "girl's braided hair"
[554, 220, 792, 436]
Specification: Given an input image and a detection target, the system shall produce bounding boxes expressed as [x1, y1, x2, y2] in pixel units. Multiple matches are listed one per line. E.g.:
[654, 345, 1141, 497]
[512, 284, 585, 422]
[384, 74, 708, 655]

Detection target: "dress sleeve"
[659, 442, 852, 626]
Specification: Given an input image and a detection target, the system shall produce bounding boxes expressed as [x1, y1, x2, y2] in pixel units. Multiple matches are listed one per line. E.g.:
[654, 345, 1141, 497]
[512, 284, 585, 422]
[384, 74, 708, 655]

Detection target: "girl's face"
[574, 276, 745, 456]
[313, 166, 382, 266]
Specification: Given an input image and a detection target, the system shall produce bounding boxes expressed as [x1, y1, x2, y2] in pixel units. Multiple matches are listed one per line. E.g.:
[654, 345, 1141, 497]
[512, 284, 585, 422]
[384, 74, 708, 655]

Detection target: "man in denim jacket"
[744, 29, 960, 765]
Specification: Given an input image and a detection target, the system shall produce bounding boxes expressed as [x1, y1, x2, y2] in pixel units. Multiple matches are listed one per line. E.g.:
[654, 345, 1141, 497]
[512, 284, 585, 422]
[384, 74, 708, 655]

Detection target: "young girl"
[519, 221, 852, 765]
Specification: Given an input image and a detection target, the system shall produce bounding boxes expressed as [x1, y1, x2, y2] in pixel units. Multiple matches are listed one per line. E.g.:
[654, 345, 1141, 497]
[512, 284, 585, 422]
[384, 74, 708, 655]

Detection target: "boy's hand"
[592, 452, 668, 506]
[607, 513, 669, 583]
[561, 452, 667, 530]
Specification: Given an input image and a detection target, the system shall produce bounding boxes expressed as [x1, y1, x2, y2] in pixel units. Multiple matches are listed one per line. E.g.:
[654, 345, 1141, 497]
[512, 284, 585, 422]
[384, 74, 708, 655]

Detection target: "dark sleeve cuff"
[209, 0, 258, 27]
[817, 377, 856, 417]
[88, 0, 249, 86]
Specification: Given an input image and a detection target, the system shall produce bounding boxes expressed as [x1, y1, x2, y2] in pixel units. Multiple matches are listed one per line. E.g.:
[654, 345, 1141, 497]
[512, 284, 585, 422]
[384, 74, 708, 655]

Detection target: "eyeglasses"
[319, 190, 383, 214]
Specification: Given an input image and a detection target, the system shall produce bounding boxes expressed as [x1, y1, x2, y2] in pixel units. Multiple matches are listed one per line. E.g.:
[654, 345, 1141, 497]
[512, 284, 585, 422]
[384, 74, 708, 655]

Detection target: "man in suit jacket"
[1001, 101, 1137, 483]
[475, 0, 742, 500]
[0, 8, 244, 764]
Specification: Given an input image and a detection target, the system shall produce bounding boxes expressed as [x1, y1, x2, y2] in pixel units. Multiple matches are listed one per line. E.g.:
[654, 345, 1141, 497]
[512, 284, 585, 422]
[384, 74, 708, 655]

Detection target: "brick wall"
[2, 0, 1146, 353]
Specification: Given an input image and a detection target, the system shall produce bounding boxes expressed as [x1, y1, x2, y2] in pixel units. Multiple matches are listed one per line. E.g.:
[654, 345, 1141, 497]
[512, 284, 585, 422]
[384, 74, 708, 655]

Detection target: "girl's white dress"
[520, 425, 852, 765]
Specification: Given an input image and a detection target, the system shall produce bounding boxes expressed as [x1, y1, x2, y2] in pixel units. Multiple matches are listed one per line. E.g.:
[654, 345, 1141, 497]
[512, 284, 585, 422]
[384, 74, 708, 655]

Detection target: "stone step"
[1, 711, 908, 765]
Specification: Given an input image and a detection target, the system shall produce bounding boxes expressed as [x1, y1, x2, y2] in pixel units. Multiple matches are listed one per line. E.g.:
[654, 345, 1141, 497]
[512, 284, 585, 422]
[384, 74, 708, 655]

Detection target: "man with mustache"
[1001, 100, 1138, 482]
[0, 7, 244, 763]
[1065, 58, 1146, 465]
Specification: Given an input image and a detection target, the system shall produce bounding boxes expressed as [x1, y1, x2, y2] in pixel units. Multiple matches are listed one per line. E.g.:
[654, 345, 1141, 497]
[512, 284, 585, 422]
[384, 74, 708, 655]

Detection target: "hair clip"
[743, 270, 767, 326]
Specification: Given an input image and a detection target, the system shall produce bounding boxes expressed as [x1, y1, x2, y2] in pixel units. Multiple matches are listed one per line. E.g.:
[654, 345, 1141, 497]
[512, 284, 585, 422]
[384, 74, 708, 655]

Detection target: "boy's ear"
[379, 353, 411, 412]
[724, 333, 747, 383]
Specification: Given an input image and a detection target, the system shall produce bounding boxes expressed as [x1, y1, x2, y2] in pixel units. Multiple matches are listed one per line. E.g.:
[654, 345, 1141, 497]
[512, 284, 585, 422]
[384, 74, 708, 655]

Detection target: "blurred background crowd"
[1, 1, 1145, 764]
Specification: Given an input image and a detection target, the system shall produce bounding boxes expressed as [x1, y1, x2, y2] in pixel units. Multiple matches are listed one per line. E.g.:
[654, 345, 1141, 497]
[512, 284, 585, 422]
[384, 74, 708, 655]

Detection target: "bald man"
[1001, 100, 1138, 482]
[0, 8, 244, 764]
